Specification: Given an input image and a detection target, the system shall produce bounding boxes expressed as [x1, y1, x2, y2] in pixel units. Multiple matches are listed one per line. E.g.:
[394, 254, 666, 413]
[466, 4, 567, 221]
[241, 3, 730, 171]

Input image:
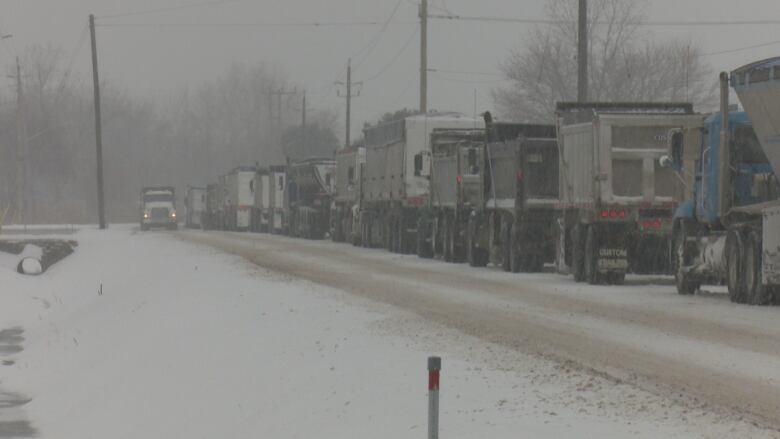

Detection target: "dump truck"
[286, 158, 336, 239]
[664, 61, 780, 304]
[223, 166, 256, 231]
[202, 183, 219, 230]
[140, 186, 177, 231]
[360, 113, 484, 253]
[555, 103, 702, 285]
[184, 186, 206, 229]
[417, 127, 485, 261]
[268, 165, 288, 234]
[331, 145, 365, 244]
[251, 167, 271, 233]
[466, 121, 559, 271]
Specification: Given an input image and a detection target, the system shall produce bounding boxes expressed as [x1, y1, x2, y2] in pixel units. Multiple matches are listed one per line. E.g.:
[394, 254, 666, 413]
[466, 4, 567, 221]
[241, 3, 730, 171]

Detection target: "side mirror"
[414, 153, 423, 177]
[467, 148, 477, 169]
[666, 128, 685, 170]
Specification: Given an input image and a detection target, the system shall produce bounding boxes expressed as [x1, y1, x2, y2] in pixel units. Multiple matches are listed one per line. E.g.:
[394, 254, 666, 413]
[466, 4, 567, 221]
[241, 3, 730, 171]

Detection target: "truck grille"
[150, 207, 170, 220]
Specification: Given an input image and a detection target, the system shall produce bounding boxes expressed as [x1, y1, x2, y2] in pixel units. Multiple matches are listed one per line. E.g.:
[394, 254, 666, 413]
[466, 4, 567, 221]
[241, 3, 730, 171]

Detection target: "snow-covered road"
[1, 225, 778, 438]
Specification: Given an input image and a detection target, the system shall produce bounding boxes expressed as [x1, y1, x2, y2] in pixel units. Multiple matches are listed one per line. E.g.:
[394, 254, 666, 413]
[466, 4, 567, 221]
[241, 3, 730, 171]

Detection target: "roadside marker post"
[428, 356, 441, 439]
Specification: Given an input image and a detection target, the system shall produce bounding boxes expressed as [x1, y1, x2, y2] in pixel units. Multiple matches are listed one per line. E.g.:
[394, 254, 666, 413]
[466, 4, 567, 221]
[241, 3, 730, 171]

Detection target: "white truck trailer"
[268, 165, 288, 234]
[184, 186, 206, 229]
[332, 145, 365, 244]
[359, 113, 484, 253]
[251, 168, 271, 233]
[224, 166, 256, 231]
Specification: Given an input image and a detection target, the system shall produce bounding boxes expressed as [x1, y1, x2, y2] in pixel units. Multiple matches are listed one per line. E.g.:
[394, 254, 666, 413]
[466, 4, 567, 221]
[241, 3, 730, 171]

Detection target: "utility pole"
[336, 59, 362, 149]
[419, 0, 428, 114]
[13, 57, 27, 224]
[89, 14, 107, 229]
[346, 59, 351, 148]
[577, 0, 588, 102]
[301, 90, 306, 160]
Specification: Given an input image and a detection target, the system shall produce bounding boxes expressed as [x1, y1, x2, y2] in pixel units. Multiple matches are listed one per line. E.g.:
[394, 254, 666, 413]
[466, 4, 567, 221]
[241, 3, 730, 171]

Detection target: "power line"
[705, 38, 780, 56]
[428, 13, 780, 27]
[428, 68, 502, 77]
[351, 0, 404, 71]
[429, 72, 508, 85]
[97, 0, 244, 20]
[361, 28, 419, 83]
[97, 20, 411, 29]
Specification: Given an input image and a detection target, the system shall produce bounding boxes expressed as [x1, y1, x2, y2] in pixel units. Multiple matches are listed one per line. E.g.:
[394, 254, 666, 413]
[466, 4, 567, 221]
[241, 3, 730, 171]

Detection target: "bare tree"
[494, 0, 716, 122]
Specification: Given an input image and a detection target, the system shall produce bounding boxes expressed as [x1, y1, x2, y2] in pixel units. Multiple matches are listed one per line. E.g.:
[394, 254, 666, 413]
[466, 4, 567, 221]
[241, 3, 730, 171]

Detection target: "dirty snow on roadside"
[0, 225, 776, 438]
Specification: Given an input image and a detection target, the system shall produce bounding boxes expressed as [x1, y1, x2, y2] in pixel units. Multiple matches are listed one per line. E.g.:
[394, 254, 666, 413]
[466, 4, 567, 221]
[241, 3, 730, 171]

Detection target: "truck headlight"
[170, 211, 177, 218]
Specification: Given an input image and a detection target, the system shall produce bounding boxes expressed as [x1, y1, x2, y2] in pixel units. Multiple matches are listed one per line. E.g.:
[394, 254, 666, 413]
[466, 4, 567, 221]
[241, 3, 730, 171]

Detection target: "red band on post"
[428, 370, 440, 391]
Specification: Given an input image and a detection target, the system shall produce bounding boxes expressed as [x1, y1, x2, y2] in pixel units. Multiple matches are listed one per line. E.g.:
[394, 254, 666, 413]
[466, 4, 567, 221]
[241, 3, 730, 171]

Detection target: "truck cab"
[140, 186, 177, 231]
[665, 66, 780, 303]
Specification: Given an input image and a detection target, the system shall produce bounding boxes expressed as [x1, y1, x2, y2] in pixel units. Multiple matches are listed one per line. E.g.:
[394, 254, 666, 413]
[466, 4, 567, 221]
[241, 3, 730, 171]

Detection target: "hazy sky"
[1, 0, 780, 142]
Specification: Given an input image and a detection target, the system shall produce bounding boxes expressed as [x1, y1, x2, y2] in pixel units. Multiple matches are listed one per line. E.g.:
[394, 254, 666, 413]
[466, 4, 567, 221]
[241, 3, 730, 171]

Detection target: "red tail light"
[456, 175, 462, 185]
[601, 210, 627, 219]
[517, 170, 524, 182]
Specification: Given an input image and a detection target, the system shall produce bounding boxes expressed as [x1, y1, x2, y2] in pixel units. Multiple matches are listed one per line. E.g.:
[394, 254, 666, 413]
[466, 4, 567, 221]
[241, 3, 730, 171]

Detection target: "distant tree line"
[0, 48, 340, 224]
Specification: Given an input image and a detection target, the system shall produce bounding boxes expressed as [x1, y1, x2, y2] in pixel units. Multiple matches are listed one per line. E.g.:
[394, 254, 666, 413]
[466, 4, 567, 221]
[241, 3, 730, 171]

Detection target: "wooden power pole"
[577, 0, 588, 102]
[336, 59, 361, 149]
[13, 57, 27, 224]
[301, 90, 306, 160]
[89, 14, 107, 229]
[419, 0, 428, 114]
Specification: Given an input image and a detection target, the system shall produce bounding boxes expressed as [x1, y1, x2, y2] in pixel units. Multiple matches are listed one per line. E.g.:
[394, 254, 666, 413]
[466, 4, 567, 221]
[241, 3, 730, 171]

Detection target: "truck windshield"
[144, 194, 173, 203]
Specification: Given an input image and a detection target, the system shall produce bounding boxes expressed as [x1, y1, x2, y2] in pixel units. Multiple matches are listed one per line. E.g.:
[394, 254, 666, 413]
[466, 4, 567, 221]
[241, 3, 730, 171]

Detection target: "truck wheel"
[384, 220, 394, 252]
[400, 219, 408, 253]
[449, 215, 464, 262]
[526, 255, 544, 273]
[674, 223, 699, 295]
[467, 217, 487, 267]
[509, 225, 522, 273]
[745, 231, 772, 306]
[726, 229, 746, 303]
[443, 216, 454, 263]
[500, 222, 511, 272]
[571, 224, 585, 282]
[416, 218, 433, 259]
[584, 225, 602, 285]
[606, 272, 626, 285]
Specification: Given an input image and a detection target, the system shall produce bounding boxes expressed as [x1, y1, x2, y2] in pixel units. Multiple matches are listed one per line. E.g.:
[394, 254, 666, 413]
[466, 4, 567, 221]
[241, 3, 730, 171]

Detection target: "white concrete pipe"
[16, 244, 43, 275]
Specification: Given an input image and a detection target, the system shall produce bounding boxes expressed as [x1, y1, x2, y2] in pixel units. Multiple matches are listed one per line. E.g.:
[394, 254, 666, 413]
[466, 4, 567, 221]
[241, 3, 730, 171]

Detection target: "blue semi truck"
[665, 59, 780, 304]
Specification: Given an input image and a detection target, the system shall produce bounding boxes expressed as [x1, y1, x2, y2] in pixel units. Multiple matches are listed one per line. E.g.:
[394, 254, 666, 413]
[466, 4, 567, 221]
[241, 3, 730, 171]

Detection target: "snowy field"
[0, 225, 778, 438]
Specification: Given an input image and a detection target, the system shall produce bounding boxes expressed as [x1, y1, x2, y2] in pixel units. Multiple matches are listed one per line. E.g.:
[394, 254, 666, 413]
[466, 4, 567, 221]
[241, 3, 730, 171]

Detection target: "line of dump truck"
[186, 58, 779, 304]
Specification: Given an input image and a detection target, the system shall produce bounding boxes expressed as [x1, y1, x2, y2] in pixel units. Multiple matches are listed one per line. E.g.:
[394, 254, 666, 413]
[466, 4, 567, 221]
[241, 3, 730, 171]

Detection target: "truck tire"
[447, 214, 464, 263]
[745, 231, 772, 306]
[509, 225, 522, 273]
[584, 225, 602, 285]
[500, 222, 511, 272]
[674, 222, 699, 295]
[467, 217, 488, 267]
[606, 272, 626, 285]
[416, 217, 433, 259]
[571, 224, 585, 282]
[726, 229, 746, 303]
[398, 217, 409, 254]
[443, 215, 454, 263]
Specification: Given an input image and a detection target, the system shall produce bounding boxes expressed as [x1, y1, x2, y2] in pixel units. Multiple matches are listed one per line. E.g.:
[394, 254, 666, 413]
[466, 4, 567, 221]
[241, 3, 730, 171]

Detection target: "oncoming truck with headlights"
[140, 186, 178, 231]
